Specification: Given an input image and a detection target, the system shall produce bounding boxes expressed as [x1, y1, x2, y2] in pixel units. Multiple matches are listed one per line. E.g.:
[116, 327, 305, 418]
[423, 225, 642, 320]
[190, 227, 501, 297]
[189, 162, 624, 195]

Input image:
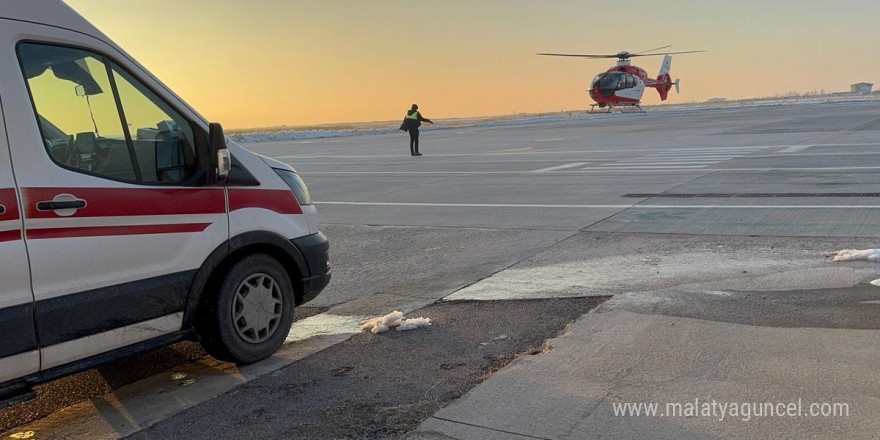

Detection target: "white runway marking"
[285, 314, 368, 343]
[600, 162, 718, 166]
[612, 159, 731, 164]
[603, 146, 766, 169]
[658, 146, 768, 151]
[779, 145, 814, 153]
[302, 166, 880, 175]
[530, 162, 589, 172]
[270, 142, 879, 160]
[316, 201, 880, 210]
[641, 154, 737, 159]
[534, 137, 577, 142]
[599, 162, 714, 170]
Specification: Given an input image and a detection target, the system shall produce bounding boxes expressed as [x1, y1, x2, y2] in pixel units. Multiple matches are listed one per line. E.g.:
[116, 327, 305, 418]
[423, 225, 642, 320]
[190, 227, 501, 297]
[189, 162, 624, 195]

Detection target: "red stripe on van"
[22, 188, 226, 219]
[27, 223, 211, 239]
[228, 189, 302, 215]
[0, 188, 20, 220]
[0, 229, 22, 243]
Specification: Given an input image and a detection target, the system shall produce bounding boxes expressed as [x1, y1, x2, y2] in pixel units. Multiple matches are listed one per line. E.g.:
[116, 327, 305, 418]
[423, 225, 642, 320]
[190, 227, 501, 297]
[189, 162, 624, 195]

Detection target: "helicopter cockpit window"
[591, 73, 604, 88]
[598, 72, 622, 90]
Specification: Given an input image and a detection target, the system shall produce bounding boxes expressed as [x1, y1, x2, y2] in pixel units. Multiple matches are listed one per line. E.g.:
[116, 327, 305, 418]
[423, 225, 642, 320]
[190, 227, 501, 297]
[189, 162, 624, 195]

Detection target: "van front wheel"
[200, 254, 295, 364]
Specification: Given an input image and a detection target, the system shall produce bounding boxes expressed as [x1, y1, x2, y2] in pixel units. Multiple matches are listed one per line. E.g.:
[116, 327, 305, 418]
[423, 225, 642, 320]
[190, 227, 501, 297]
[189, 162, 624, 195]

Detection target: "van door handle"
[36, 200, 87, 211]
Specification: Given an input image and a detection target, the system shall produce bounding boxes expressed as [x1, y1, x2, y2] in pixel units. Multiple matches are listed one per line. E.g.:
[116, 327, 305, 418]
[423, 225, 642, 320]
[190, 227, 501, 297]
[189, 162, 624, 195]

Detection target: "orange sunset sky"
[65, 0, 880, 129]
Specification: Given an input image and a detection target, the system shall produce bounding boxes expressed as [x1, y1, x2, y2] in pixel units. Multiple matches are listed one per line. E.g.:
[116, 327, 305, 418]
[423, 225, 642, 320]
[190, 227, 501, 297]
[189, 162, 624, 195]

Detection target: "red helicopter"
[538, 46, 704, 112]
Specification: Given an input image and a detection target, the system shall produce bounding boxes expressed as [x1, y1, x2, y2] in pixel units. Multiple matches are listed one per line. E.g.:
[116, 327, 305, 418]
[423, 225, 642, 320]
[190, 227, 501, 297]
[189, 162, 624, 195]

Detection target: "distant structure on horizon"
[850, 82, 873, 93]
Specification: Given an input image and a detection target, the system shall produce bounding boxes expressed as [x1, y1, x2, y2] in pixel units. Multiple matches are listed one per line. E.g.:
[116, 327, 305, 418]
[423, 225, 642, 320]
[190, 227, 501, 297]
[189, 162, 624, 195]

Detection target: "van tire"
[199, 253, 295, 364]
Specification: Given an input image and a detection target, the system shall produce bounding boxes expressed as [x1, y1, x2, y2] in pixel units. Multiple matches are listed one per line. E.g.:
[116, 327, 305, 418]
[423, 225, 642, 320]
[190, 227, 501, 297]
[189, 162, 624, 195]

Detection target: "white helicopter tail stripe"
[658, 54, 672, 75]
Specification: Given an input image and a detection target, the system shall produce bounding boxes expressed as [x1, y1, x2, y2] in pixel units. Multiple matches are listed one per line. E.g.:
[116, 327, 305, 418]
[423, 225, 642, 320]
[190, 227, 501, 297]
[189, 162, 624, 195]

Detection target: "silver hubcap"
[232, 273, 283, 344]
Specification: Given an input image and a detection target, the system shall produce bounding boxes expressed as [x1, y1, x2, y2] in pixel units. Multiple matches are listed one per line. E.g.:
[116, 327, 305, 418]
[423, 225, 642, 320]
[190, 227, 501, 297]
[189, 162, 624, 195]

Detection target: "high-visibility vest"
[406, 111, 420, 120]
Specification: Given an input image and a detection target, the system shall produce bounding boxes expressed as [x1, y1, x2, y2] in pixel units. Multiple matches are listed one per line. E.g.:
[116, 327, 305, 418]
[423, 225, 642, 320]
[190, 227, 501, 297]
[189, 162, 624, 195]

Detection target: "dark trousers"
[408, 128, 419, 155]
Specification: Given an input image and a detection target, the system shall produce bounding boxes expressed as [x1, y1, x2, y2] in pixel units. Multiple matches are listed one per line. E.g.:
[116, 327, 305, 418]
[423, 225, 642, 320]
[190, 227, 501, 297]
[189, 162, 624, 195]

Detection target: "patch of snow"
[360, 310, 432, 333]
[828, 249, 880, 287]
[361, 310, 404, 334]
[829, 249, 880, 262]
[444, 250, 820, 301]
[396, 316, 432, 331]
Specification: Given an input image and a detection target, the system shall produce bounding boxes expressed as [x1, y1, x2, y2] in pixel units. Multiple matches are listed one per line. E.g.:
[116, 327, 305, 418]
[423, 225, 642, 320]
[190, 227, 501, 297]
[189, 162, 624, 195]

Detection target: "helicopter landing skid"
[589, 103, 645, 114]
[589, 104, 612, 114]
[620, 103, 645, 113]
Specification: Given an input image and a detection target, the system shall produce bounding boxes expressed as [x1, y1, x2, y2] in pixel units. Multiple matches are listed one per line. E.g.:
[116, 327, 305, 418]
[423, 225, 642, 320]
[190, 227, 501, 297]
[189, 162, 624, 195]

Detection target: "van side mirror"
[209, 122, 231, 179]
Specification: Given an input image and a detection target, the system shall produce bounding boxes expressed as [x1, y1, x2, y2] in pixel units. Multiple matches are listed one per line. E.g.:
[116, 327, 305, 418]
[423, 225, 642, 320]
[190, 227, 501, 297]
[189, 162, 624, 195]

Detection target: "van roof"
[0, 0, 106, 42]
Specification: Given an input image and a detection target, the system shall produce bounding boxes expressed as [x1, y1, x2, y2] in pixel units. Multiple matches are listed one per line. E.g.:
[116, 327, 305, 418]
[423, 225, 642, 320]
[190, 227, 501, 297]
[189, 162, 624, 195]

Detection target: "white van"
[0, 1, 330, 405]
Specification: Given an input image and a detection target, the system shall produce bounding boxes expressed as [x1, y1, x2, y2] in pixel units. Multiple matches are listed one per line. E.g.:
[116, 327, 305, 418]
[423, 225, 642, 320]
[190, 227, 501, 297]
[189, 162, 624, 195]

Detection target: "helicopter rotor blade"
[627, 50, 706, 57]
[537, 53, 619, 58]
[635, 45, 672, 55]
[538, 49, 706, 60]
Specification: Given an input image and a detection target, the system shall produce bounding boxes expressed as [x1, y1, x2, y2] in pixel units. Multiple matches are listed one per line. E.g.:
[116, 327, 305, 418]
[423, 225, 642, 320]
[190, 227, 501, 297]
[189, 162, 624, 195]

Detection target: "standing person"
[401, 104, 433, 156]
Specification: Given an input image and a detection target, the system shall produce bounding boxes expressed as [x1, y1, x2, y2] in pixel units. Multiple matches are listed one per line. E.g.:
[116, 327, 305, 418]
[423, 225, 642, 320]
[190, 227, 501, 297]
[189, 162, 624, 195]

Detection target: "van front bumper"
[291, 231, 331, 304]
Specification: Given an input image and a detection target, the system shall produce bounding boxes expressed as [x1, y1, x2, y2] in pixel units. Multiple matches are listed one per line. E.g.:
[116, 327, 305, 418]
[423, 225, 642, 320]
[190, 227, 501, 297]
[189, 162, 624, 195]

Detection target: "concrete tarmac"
[394, 104, 880, 438]
[415, 306, 880, 439]
[5, 101, 880, 439]
[405, 232, 880, 439]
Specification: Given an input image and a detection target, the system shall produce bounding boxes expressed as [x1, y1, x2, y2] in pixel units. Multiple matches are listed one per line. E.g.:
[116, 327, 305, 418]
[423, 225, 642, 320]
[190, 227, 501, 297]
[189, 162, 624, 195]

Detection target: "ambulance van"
[0, 1, 330, 405]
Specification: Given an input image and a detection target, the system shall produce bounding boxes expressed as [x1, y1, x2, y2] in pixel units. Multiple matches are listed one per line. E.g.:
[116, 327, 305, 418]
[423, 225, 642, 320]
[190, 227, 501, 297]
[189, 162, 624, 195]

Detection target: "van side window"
[17, 43, 198, 184]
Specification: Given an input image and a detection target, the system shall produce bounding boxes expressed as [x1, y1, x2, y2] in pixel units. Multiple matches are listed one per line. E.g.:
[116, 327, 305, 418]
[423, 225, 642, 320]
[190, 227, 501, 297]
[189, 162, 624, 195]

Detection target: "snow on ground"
[360, 310, 432, 334]
[229, 94, 880, 144]
[828, 249, 880, 286]
[829, 249, 880, 262]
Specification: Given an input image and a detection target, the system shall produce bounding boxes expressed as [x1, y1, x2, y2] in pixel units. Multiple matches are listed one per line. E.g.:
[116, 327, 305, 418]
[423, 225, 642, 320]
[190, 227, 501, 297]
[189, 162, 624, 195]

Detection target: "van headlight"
[273, 168, 311, 205]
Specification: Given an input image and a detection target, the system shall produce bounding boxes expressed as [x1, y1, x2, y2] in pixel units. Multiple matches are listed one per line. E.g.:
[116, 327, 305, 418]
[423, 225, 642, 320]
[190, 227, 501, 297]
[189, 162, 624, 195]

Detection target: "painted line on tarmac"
[316, 201, 880, 210]
[530, 162, 589, 172]
[272, 143, 880, 160]
[639, 155, 738, 159]
[301, 166, 880, 175]
[289, 151, 880, 167]
[285, 313, 369, 342]
[778, 145, 814, 153]
[599, 163, 711, 167]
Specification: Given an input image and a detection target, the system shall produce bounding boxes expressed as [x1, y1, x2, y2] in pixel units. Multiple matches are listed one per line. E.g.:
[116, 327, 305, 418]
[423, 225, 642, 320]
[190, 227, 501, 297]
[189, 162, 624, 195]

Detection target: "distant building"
[850, 82, 873, 93]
